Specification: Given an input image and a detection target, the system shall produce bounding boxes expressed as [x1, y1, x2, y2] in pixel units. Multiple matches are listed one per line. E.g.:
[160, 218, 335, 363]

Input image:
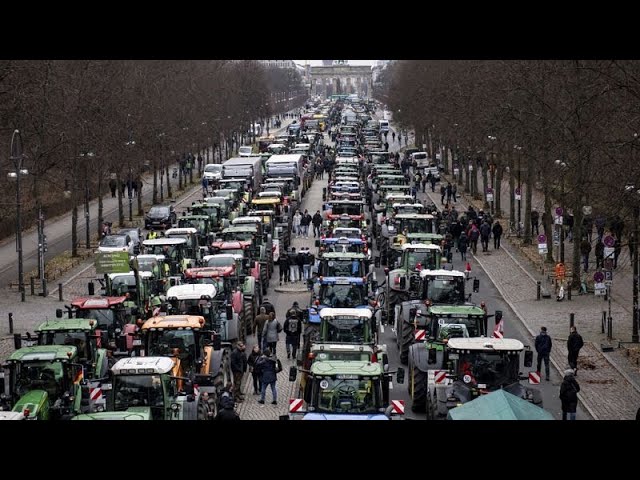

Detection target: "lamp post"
[555, 160, 568, 263]
[8, 129, 28, 302]
[158, 133, 165, 202]
[487, 136, 497, 215]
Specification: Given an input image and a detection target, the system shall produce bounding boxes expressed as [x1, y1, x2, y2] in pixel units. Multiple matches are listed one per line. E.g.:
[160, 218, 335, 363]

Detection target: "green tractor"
[384, 243, 442, 321]
[394, 269, 480, 365]
[405, 305, 489, 411]
[0, 345, 84, 420]
[72, 356, 216, 420]
[420, 337, 542, 419]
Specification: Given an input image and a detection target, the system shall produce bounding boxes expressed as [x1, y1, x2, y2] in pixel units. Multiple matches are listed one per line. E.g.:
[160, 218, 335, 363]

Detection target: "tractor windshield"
[223, 231, 255, 242]
[456, 351, 520, 388]
[331, 204, 362, 216]
[425, 277, 465, 304]
[146, 329, 197, 358]
[319, 284, 367, 308]
[324, 316, 368, 344]
[168, 298, 210, 316]
[38, 332, 90, 360]
[323, 259, 365, 277]
[114, 374, 165, 420]
[314, 377, 379, 414]
[406, 250, 438, 270]
[76, 308, 115, 330]
[14, 361, 64, 398]
[137, 258, 159, 274]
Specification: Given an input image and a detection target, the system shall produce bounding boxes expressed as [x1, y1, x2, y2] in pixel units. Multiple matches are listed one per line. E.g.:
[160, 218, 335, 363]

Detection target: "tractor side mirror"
[374, 257, 381, 268]
[524, 350, 533, 368]
[289, 366, 298, 382]
[473, 278, 480, 293]
[396, 367, 405, 384]
[315, 239, 320, 248]
[56, 308, 63, 319]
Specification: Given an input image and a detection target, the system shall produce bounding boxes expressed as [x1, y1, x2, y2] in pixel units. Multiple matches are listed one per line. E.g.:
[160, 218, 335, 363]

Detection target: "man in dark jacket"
[595, 239, 604, 269]
[559, 369, 580, 420]
[580, 238, 592, 272]
[230, 342, 247, 402]
[567, 325, 584, 375]
[479, 221, 491, 252]
[283, 309, 302, 360]
[312, 210, 323, 238]
[215, 396, 240, 421]
[279, 254, 290, 285]
[492, 221, 503, 249]
[256, 348, 278, 405]
[254, 307, 270, 351]
[535, 326, 553, 381]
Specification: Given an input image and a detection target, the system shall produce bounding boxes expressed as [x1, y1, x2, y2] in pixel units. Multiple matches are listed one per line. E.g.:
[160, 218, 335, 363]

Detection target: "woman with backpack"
[255, 348, 279, 405]
[284, 314, 301, 360]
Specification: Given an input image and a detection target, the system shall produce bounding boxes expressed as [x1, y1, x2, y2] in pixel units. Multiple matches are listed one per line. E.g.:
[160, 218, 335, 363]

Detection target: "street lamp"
[8, 129, 28, 302]
[554, 159, 569, 263]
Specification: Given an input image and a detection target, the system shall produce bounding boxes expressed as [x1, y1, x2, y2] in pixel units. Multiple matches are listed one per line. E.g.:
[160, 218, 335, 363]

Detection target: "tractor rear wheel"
[409, 363, 427, 413]
[399, 317, 414, 365]
[261, 267, 269, 295]
[243, 300, 254, 337]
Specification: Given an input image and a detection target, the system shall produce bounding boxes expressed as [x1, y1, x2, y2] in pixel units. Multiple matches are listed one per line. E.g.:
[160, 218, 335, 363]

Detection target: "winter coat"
[312, 213, 323, 226]
[254, 313, 270, 335]
[279, 254, 290, 270]
[247, 350, 261, 369]
[580, 240, 592, 256]
[479, 223, 491, 239]
[215, 406, 240, 421]
[458, 234, 468, 252]
[535, 332, 553, 355]
[264, 318, 281, 343]
[301, 214, 312, 226]
[492, 223, 503, 238]
[559, 374, 580, 412]
[595, 242, 604, 258]
[293, 213, 302, 228]
[256, 355, 278, 384]
[567, 331, 584, 355]
[230, 348, 248, 374]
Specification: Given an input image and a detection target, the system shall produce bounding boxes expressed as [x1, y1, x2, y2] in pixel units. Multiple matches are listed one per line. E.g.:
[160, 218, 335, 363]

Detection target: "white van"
[238, 146, 253, 156]
[379, 119, 390, 133]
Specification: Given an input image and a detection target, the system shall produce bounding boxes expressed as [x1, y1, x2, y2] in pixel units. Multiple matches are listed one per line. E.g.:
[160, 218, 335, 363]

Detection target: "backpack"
[288, 317, 299, 334]
[469, 228, 480, 241]
[276, 320, 283, 333]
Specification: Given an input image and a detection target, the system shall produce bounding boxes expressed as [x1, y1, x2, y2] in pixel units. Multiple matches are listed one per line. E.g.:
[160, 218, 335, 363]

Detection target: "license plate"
[132, 339, 142, 346]
[152, 221, 159, 224]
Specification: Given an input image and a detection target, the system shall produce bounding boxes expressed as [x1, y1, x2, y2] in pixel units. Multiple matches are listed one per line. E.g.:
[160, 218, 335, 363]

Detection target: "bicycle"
[507, 220, 524, 238]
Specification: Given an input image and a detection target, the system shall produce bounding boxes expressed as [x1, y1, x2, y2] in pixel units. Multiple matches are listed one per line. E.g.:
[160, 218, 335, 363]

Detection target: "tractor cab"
[316, 252, 370, 278]
[420, 269, 473, 305]
[164, 228, 203, 267]
[142, 238, 189, 275]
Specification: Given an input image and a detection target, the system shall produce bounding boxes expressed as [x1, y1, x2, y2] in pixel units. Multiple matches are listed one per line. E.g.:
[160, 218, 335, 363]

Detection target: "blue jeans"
[303, 264, 311, 280]
[260, 381, 277, 403]
[537, 353, 550, 380]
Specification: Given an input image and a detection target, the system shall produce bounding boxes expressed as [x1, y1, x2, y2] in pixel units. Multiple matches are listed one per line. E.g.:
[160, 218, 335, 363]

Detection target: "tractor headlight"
[171, 403, 180, 411]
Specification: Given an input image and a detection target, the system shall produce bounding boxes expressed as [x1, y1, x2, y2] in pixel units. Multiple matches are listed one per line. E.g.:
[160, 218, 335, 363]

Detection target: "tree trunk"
[153, 164, 158, 205]
[495, 164, 504, 218]
[543, 186, 554, 262]
[524, 153, 534, 245]
[137, 176, 143, 216]
[97, 174, 103, 242]
[481, 162, 490, 210]
[71, 201, 78, 257]
[571, 194, 584, 291]
[166, 165, 172, 199]
[178, 158, 183, 190]
[508, 149, 515, 228]
[117, 175, 124, 227]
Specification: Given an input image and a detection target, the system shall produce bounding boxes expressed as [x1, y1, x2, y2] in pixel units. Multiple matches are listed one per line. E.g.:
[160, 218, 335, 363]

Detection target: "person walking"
[109, 178, 117, 198]
[283, 310, 302, 360]
[292, 210, 302, 238]
[279, 254, 290, 285]
[440, 184, 446, 205]
[480, 220, 491, 252]
[247, 344, 262, 395]
[301, 210, 312, 238]
[430, 174, 437, 193]
[288, 247, 299, 283]
[559, 369, 580, 420]
[535, 326, 553, 381]
[392, 131, 396, 143]
[256, 347, 278, 405]
[452, 183, 458, 203]
[446, 182, 452, 203]
[296, 248, 305, 282]
[254, 307, 270, 351]
[312, 210, 323, 238]
[531, 209, 540, 236]
[492, 221, 503, 249]
[303, 249, 314, 281]
[263, 312, 281, 355]
[567, 325, 584, 375]
[202, 176, 209, 196]
[458, 232, 468, 261]
[230, 342, 247, 402]
[595, 238, 604, 269]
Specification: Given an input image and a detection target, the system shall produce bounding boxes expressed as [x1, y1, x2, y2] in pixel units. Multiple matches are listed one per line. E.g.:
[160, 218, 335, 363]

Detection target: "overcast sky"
[293, 60, 376, 66]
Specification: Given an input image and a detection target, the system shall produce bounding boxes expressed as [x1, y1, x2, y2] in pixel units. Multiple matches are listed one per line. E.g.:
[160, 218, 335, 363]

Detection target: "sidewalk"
[422, 166, 640, 419]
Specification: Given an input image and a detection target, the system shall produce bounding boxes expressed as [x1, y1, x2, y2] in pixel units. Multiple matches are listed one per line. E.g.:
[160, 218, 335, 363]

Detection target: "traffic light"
[42, 235, 47, 253]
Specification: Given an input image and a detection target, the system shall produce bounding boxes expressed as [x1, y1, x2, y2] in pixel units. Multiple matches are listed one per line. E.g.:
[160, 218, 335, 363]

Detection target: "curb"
[274, 286, 309, 294]
[471, 250, 599, 420]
